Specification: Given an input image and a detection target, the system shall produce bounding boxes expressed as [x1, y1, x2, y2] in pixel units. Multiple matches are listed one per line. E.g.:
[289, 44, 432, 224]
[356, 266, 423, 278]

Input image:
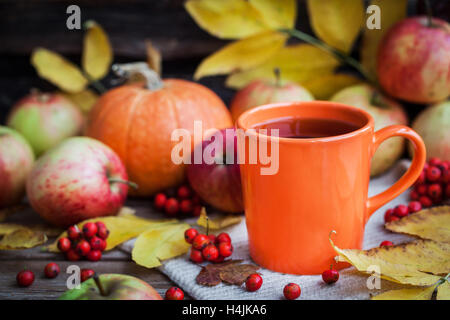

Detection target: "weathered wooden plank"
[0, 260, 180, 300]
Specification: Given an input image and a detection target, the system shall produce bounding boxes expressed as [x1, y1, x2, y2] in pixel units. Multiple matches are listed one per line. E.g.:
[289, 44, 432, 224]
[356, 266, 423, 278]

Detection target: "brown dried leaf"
[197, 207, 243, 230]
[196, 260, 259, 286]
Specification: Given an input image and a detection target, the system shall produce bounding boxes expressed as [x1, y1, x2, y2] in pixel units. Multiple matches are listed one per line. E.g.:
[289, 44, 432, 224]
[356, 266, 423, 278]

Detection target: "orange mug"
[236, 101, 426, 275]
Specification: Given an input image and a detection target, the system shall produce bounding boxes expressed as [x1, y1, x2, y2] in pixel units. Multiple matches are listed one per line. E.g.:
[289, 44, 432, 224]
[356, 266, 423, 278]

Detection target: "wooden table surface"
[0, 199, 184, 300]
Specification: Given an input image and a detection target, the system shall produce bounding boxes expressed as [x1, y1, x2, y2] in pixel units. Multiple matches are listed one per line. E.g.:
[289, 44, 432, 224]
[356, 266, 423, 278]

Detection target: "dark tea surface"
[252, 116, 361, 138]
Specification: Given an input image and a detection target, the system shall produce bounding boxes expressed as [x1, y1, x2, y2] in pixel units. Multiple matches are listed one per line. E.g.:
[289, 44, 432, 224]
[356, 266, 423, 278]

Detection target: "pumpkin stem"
[112, 62, 163, 91]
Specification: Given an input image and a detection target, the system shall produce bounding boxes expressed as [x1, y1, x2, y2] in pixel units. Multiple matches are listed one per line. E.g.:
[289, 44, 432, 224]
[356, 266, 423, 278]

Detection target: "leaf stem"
[280, 28, 375, 85]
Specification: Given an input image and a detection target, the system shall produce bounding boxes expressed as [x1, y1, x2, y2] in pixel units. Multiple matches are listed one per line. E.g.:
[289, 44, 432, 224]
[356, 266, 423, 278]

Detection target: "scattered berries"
[177, 185, 191, 199]
[419, 195, 433, 208]
[82, 222, 98, 238]
[44, 263, 60, 279]
[184, 228, 198, 244]
[60, 221, 110, 262]
[80, 269, 95, 282]
[192, 234, 210, 251]
[165, 287, 184, 300]
[164, 198, 179, 216]
[57, 237, 71, 252]
[153, 193, 167, 210]
[245, 274, 263, 292]
[218, 242, 233, 258]
[202, 244, 219, 261]
[322, 266, 339, 284]
[380, 240, 394, 247]
[190, 249, 204, 263]
[408, 201, 422, 214]
[180, 199, 193, 214]
[394, 204, 409, 218]
[428, 183, 442, 199]
[153, 185, 203, 217]
[283, 283, 301, 300]
[17, 270, 34, 287]
[426, 166, 441, 182]
[216, 232, 231, 244]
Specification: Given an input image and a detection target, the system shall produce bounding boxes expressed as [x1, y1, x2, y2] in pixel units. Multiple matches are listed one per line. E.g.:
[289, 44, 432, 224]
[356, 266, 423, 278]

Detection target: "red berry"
[154, 193, 167, 210]
[44, 262, 60, 279]
[17, 270, 34, 287]
[426, 166, 441, 182]
[164, 198, 179, 216]
[384, 208, 394, 223]
[190, 249, 204, 263]
[380, 240, 394, 247]
[184, 228, 198, 244]
[192, 205, 202, 217]
[218, 242, 233, 258]
[245, 274, 263, 292]
[419, 195, 433, 208]
[95, 221, 106, 229]
[322, 268, 339, 284]
[86, 250, 102, 262]
[408, 201, 422, 214]
[415, 171, 426, 185]
[394, 204, 409, 218]
[80, 269, 95, 282]
[67, 225, 81, 240]
[442, 170, 450, 184]
[415, 184, 427, 195]
[57, 237, 71, 252]
[82, 222, 98, 238]
[177, 185, 191, 199]
[192, 234, 210, 250]
[429, 157, 441, 167]
[65, 249, 81, 261]
[165, 287, 184, 300]
[446, 184, 450, 198]
[388, 215, 399, 222]
[216, 232, 231, 244]
[283, 283, 301, 300]
[191, 195, 201, 205]
[409, 190, 419, 201]
[202, 244, 219, 261]
[75, 240, 91, 256]
[211, 255, 225, 263]
[208, 234, 216, 244]
[97, 226, 109, 240]
[428, 183, 442, 199]
[90, 236, 107, 251]
[180, 199, 193, 214]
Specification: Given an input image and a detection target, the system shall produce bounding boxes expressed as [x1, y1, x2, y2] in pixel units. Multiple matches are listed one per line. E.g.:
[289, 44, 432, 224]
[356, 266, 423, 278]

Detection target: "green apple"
[7, 91, 84, 156]
[0, 126, 34, 208]
[59, 274, 163, 300]
[410, 101, 450, 160]
[330, 84, 408, 176]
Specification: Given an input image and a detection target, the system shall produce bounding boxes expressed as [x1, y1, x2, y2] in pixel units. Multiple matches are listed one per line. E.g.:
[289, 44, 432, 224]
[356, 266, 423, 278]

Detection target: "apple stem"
[424, 0, 434, 28]
[281, 28, 375, 85]
[273, 68, 281, 87]
[93, 274, 107, 296]
[108, 178, 138, 189]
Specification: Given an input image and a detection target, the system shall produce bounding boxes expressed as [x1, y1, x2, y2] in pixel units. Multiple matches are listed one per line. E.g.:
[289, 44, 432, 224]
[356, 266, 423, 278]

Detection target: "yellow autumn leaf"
[361, 0, 407, 79]
[385, 206, 450, 244]
[146, 40, 162, 75]
[62, 89, 99, 114]
[117, 206, 137, 217]
[371, 285, 437, 300]
[249, 0, 297, 30]
[437, 281, 450, 300]
[82, 21, 113, 80]
[331, 237, 447, 286]
[194, 31, 287, 80]
[197, 207, 243, 230]
[226, 44, 339, 89]
[307, 0, 364, 53]
[31, 48, 88, 93]
[132, 223, 191, 268]
[47, 216, 176, 252]
[303, 73, 363, 100]
[185, 0, 268, 39]
[0, 228, 47, 250]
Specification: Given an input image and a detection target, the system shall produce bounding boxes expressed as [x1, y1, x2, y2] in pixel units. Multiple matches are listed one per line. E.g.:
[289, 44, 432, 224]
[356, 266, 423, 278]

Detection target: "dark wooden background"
[0, 0, 448, 124]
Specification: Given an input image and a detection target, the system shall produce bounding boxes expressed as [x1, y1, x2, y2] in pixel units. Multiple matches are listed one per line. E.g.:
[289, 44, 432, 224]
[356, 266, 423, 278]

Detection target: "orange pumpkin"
[85, 63, 232, 196]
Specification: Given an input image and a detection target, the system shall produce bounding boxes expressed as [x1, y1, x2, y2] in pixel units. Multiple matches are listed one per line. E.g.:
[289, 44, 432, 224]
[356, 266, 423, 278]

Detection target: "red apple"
[377, 16, 450, 104]
[59, 274, 162, 300]
[330, 84, 408, 176]
[7, 91, 84, 156]
[186, 128, 243, 213]
[230, 75, 314, 123]
[0, 126, 34, 208]
[410, 101, 450, 160]
[26, 137, 131, 227]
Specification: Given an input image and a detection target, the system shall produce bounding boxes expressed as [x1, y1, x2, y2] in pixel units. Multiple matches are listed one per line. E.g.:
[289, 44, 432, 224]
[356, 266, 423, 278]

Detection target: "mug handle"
[366, 125, 426, 220]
